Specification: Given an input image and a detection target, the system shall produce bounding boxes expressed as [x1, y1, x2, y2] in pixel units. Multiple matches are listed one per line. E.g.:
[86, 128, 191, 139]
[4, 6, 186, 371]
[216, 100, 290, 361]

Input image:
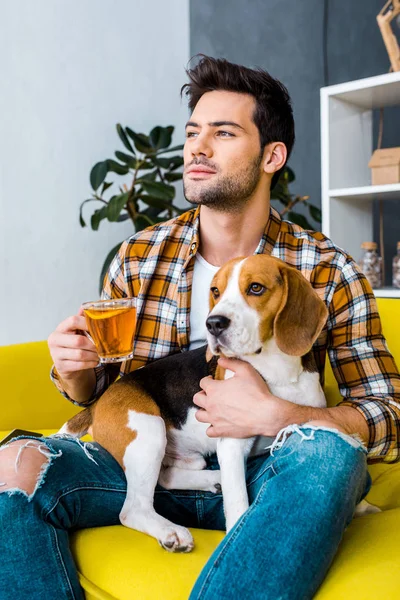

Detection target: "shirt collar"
[187, 204, 281, 258]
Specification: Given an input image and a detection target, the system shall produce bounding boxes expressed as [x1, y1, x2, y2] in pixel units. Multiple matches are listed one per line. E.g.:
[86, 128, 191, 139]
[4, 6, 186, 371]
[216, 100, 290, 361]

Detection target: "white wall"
[0, 0, 190, 345]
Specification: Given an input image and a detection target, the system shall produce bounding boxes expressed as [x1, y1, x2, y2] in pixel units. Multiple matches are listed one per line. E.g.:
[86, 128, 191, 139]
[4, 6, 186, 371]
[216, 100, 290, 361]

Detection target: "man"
[1, 56, 400, 600]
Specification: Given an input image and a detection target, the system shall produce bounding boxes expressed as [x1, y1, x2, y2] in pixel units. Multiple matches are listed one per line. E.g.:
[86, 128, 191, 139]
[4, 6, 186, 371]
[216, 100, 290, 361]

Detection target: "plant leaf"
[140, 180, 175, 200]
[287, 211, 314, 230]
[90, 161, 108, 191]
[115, 150, 136, 166]
[164, 172, 183, 182]
[91, 205, 109, 231]
[107, 159, 130, 175]
[101, 181, 114, 195]
[136, 171, 158, 183]
[117, 212, 130, 222]
[99, 242, 124, 294]
[126, 128, 153, 153]
[135, 160, 154, 170]
[137, 194, 172, 210]
[150, 125, 173, 150]
[308, 204, 322, 223]
[134, 213, 156, 232]
[152, 156, 175, 169]
[168, 156, 184, 171]
[79, 198, 104, 227]
[284, 166, 295, 183]
[116, 124, 135, 154]
[107, 192, 130, 222]
[156, 144, 184, 154]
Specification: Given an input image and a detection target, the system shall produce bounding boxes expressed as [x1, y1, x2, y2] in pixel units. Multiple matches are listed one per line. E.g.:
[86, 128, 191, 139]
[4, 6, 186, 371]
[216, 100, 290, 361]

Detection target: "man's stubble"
[183, 153, 263, 215]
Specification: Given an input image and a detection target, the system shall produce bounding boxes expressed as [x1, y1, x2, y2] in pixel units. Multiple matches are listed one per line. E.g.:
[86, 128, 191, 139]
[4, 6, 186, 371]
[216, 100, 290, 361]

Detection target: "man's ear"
[274, 266, 328, 356]
[262, 142, 287, 176]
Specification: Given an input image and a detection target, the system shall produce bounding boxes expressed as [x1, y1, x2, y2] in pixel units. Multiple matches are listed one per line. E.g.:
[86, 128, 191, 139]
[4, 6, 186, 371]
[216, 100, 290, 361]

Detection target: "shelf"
[329, 183, 400, 202]
[373, 287, 400, 298]
[321, 71, 400, 109]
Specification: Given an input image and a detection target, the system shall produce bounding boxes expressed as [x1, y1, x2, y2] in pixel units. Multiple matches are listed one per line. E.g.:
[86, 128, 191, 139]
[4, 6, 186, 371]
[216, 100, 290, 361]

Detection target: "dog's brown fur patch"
[91, 381, 162, 468]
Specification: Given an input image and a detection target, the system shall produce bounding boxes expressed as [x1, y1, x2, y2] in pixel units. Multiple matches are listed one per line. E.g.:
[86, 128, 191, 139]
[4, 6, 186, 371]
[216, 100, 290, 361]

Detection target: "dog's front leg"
[217, 437, 255, 532]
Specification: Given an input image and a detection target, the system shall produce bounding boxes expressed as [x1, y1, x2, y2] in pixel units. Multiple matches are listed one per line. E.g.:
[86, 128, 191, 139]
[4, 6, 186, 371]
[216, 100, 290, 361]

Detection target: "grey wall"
[190, 0, 400, 282]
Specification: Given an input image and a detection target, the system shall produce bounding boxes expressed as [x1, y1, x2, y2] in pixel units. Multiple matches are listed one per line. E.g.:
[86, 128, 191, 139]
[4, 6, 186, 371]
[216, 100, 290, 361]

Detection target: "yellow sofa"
[1, 297, 400, 599]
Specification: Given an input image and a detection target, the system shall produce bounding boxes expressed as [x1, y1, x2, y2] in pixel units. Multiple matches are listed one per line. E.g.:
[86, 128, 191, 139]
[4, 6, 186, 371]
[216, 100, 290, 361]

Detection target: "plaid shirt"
[51, 205, 400, 463]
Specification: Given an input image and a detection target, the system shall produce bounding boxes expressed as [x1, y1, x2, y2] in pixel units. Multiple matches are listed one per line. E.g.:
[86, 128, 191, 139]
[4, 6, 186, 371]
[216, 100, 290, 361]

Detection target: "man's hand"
[193, 356, 305, 438]
[48, 306, 100, 379]
[47, 306, 99, 403]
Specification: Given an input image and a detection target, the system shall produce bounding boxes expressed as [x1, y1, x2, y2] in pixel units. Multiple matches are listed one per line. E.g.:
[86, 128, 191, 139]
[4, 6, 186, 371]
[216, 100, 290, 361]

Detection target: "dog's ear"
[274, 266, 328, 356]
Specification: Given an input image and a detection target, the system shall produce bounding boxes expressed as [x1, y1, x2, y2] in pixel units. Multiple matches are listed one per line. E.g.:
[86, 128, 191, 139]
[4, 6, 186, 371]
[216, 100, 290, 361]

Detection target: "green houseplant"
[80, 123, 321, 292]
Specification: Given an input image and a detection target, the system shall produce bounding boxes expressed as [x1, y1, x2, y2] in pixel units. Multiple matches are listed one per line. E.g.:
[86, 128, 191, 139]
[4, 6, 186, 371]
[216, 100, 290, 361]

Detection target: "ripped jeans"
[0, 426, 370, 600]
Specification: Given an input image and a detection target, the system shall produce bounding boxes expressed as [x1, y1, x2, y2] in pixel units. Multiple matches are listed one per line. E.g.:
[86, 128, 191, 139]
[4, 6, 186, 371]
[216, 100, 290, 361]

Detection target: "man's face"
[183, 91, 264, 213]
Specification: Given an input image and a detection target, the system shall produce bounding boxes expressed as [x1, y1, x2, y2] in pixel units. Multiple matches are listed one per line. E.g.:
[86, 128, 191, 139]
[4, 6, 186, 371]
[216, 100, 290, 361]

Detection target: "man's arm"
[49, 241, 131, 405]
[321, 258, 400, 461]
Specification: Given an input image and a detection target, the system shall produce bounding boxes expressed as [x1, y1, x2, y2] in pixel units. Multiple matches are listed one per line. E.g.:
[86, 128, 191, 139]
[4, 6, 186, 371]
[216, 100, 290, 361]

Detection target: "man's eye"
[186, 131, 198, 138]
[248, 283, 265, 296]
[217, 131, 234, 137]
[211, 287, 220, 298]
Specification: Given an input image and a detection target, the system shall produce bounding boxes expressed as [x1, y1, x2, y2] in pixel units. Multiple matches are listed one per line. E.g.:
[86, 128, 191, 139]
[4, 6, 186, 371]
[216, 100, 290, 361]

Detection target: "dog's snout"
[206, 315, 231, 337]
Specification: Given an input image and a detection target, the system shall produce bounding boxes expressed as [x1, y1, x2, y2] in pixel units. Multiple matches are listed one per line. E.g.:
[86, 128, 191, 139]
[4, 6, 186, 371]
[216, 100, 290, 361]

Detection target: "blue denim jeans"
[0, 425, 370, 600]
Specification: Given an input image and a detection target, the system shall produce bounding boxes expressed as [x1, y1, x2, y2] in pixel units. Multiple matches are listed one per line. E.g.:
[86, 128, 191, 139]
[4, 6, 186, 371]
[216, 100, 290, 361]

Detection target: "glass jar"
[359, 242, 383, 289]
[393, 242, 400, 289]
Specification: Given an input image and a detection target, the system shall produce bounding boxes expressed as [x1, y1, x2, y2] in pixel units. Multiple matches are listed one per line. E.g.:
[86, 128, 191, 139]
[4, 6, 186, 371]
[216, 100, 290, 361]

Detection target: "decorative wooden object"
[377, 1, 400, 72]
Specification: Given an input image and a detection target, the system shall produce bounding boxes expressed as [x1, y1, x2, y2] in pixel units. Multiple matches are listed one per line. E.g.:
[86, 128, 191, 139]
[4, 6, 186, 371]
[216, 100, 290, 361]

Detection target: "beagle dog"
[58, 254, 369, 553]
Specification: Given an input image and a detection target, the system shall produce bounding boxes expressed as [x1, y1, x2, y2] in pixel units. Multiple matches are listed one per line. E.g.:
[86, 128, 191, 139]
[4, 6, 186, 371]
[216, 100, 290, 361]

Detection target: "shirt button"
[191, 242, 196, 251]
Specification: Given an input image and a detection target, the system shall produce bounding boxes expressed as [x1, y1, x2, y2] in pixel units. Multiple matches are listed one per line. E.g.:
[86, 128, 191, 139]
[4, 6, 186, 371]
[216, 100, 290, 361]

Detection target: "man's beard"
[183, 153, 263, 214]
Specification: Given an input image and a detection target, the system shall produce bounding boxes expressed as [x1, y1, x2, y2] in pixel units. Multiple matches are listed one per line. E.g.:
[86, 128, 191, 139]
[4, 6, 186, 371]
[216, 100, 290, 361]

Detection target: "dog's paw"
[158, 525, 194, 553]
[354, 499, 381, 517]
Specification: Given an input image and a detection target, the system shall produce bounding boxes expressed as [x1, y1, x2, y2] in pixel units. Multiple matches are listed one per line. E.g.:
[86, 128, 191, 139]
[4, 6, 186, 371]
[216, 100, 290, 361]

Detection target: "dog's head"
[205, 254, 328, 359]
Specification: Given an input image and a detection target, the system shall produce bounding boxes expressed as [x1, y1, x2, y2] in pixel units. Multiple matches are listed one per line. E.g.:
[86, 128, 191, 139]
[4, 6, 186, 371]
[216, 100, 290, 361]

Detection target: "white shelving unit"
[320, 71, 400, 298]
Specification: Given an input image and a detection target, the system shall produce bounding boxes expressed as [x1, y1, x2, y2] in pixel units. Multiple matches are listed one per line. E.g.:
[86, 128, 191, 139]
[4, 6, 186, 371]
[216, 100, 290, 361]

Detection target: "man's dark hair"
[181, 55, 295, 190]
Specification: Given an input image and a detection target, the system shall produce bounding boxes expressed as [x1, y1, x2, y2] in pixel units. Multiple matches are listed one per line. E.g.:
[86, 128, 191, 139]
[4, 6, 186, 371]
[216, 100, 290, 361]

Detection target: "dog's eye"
[248, 283, 265, 296]
[210, 287, 220, 298]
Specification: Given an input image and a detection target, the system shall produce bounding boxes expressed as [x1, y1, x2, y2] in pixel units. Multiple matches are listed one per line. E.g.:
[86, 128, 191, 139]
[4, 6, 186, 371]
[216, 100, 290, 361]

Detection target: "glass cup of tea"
[82, 298, 137, 363]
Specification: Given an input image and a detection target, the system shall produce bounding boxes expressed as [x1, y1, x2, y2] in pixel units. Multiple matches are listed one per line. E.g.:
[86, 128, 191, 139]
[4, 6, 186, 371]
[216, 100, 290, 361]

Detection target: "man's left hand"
[193, 356, 305, 438]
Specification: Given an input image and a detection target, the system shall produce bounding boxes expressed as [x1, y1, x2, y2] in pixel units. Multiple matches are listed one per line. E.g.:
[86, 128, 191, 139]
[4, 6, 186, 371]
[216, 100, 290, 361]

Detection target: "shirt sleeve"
[327, 257, 400, 463]
[50, 241, 131, 405]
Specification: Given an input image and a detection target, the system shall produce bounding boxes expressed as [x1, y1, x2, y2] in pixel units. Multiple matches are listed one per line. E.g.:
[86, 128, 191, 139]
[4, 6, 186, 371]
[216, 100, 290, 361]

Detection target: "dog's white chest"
[164, 408, 217, 465]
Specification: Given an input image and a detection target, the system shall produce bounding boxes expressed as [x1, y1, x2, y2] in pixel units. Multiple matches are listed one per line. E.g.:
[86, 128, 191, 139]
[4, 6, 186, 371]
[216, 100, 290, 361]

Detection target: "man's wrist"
[261, 400, 370, 447]
[292, 404, 370, 446]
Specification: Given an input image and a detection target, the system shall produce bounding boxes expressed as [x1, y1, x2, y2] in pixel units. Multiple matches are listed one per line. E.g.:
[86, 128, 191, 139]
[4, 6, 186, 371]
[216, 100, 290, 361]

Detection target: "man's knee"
[0, 438, 62, 499]
[271, 424, 368, 487]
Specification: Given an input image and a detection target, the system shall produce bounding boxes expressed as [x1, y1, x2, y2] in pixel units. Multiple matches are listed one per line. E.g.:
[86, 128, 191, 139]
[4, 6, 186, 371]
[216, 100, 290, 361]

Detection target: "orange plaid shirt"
[51, 206, 400, 463]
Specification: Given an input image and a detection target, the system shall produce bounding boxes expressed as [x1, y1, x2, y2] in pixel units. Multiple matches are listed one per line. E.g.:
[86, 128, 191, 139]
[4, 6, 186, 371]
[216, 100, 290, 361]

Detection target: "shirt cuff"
[338, 397, 400, 462]
[50, 364, 106, 407]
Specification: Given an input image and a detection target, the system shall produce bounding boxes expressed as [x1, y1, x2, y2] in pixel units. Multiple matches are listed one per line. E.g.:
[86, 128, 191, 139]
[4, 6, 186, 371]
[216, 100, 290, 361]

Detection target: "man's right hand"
[48, 307, 100, 378]
[48, 307, 99, 403]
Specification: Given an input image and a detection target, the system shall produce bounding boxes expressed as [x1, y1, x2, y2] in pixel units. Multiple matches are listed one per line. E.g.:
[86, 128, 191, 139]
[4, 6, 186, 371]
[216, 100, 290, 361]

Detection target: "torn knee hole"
[0, 439, 62, 498]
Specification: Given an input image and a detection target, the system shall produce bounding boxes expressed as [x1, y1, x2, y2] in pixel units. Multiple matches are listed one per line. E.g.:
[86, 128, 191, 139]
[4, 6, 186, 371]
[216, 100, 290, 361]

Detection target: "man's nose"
[190, 134, 213, 159]
[206, 315, 231, 337]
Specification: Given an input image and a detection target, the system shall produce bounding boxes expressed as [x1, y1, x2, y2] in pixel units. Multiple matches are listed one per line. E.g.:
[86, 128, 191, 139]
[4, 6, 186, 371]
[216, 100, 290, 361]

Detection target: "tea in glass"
[82, 298, 136, 363]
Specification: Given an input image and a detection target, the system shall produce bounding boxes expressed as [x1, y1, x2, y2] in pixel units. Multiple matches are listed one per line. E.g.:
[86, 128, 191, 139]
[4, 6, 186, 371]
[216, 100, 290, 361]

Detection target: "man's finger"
[199, 375, 214, 390]
[193, 391, 207, 408]
[195, 408, 211, 423]
[217, 356, 247, 373]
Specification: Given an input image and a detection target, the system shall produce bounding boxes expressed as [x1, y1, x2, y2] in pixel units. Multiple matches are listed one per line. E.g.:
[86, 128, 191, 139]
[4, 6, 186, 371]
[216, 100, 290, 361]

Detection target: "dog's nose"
[206, 315, 231, 337]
